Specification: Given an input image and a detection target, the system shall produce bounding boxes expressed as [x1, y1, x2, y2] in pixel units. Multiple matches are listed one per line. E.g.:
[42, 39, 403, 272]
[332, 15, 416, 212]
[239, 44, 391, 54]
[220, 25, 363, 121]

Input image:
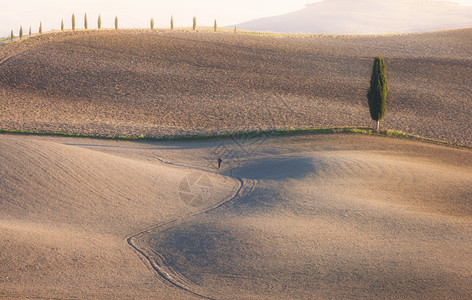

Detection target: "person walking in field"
[218, 157, 222, 169]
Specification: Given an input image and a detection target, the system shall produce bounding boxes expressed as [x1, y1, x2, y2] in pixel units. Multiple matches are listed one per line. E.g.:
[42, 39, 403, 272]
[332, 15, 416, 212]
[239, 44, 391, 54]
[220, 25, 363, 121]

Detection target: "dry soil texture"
[0, 28, 471, 299]
[0, 134, 471, 299]
[0, 29, 471, 145]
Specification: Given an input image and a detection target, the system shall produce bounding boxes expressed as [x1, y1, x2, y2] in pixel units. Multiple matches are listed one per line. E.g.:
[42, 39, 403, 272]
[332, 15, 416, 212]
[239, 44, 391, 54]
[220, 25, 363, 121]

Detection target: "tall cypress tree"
[39, 22, 42, 34]
[150, 18, 154, 30]
[84, 13, 88, 29]
[193, 16, 196, 30]
[10, 30, 14, 41]
[115, 16, 118, 30]
[19, 26, 23, 39]
[170, 15, 174, 30]
[61, 19, 64, 31]
[367, 56, 388, 132]
[72, 13, 76, 31]
[214, 19, 217, 32]
[29, 26, 32, 36]
[98, 14, 102, 29]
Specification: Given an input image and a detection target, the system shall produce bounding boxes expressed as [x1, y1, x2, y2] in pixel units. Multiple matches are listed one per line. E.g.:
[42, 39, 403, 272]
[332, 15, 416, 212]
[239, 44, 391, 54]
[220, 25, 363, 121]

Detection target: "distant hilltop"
[237, 0, 472, 34]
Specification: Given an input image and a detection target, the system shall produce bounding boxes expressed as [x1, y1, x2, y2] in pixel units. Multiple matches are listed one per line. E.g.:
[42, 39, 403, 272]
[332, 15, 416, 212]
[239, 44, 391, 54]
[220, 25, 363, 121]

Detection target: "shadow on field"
[234, 156, 316, 180]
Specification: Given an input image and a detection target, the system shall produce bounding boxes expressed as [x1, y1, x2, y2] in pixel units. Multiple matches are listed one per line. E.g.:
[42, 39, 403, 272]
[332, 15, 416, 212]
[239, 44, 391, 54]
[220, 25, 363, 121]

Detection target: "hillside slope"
[1, 134, 470, 298]
[0, 29, 471, 144]
[237, 0, 472, 34]
[0, 134, 237, 298]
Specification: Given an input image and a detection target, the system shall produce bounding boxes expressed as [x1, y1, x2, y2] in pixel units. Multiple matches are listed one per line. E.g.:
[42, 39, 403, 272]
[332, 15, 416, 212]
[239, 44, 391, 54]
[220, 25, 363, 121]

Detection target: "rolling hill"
[0, 29, 471, 145]
[236, 0, 472, 34]
[1, 134, 471, 298]
[1, 27, 471, 299]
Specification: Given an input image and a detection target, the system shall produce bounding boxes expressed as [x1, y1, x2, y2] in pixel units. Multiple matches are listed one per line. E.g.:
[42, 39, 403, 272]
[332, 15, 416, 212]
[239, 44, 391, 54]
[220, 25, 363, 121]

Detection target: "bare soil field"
[0, 28, 471, 145]
[0, 134, 471, 299]
[1, 28, 471, 299]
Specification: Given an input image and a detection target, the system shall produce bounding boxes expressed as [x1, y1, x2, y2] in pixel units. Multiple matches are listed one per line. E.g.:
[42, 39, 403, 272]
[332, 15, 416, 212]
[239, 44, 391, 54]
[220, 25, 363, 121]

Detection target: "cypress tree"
[367, 56, 388, 132]
[84, 13, 88, 29]
[150, 18, 154, 30]
[39, 22, 42, 34]
[214, 19, 217, 32]
[170, 15, 174, 30]
[98, 14, 102, 29]
[115, 16, 118, 30]
[29, 26, 31, 36]
[234, 26, 237, 33]
[193, 16, 197, 30]
[72, 13, 76, 31]
[19, 26, 23, 39]
[61, 19, 64, 31]
[10, 30, 14, 41]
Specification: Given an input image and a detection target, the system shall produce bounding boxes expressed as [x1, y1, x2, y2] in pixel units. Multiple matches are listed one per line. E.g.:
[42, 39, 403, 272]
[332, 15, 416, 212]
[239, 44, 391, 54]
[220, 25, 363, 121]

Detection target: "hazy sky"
[1, 0, 471, 37]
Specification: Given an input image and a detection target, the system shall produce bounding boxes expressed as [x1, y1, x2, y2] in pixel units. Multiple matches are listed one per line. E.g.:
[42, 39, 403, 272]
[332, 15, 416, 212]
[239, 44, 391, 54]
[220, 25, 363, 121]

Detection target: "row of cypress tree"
[10, 24, 39, 40]
[11, 14, 118, 39]
[65, 14, 114, 31]
[11, 14, 240, 41]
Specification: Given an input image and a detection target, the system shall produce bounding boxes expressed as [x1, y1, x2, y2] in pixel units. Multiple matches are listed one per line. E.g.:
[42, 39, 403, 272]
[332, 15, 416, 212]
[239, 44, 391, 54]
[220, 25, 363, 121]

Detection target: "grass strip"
[0, 127, 470, 149]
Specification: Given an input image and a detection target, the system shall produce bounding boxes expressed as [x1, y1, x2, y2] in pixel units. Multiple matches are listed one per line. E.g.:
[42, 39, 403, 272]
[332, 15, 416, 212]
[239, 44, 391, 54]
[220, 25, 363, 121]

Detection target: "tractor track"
[125, 156, 257, 299]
